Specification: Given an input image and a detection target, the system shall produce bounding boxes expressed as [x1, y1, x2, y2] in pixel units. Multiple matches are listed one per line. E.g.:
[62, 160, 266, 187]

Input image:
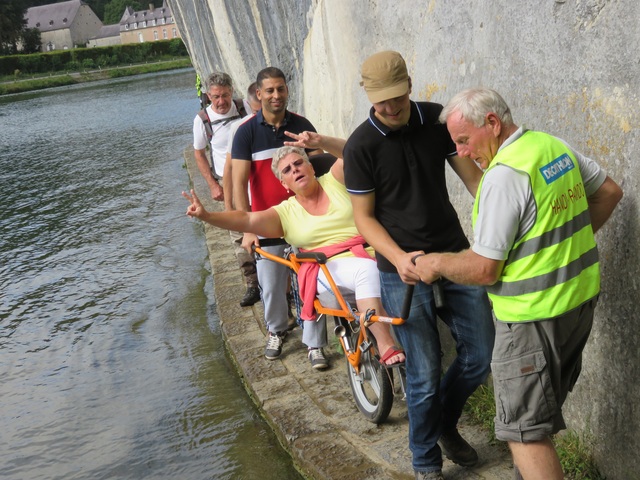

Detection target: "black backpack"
[197, 98, 248, 141]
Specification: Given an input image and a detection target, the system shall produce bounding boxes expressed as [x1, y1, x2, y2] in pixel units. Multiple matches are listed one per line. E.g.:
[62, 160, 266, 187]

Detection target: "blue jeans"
[380, 273, 495, 472]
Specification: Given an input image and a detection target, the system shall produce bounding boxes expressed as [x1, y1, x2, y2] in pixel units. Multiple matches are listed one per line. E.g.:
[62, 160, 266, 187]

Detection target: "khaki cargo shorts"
[491, 297, 597, 443]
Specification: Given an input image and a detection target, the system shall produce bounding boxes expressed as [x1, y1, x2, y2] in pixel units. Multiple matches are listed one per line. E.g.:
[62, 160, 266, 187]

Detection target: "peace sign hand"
[284, 130, 322, 150]
[182, 189, 206, 219]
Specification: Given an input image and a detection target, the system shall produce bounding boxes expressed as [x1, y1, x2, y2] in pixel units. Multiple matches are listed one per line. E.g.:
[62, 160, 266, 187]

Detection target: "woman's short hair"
[271, 146, 310, 180]
[439, 87, 513, 127]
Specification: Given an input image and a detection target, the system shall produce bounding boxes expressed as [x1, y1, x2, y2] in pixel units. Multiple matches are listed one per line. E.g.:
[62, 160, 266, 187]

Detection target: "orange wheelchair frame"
[254, 242, 413, 424]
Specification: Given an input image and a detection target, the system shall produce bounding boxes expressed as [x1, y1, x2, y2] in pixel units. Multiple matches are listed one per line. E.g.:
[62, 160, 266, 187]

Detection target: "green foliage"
[0, 0, 28, 55]
[104, 0, 143, 24]
[0, 58, 192, 95]
[556, 430, 606, 480]
[169, 38, 188, 56]
[17, 55, 41, 74]
[0, 39, 189, 76]
[81, 58, 95, 69]
[65, 60, 81, 71]
[84, 0, 110, 21]
[105, 58, 191, 78]
[135, 41, 154, 60]
[49, 52, 63, 70]
[21, 28, 41, 54]
[0, 74, 77, 95]
[96, 55, 110, 67]
[463, 382, 498, 443]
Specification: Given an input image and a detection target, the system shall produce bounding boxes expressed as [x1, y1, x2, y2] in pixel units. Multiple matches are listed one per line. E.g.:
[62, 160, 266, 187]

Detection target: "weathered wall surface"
[167, 1, 639, 478]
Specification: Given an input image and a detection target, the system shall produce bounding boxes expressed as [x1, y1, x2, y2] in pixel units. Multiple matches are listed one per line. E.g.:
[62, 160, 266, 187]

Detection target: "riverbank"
[0, 58, 192, 95]
[182, 146, 514, 480]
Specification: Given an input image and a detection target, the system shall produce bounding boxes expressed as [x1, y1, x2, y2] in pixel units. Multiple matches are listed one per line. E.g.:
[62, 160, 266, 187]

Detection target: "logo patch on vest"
[539, 153, 575, 185]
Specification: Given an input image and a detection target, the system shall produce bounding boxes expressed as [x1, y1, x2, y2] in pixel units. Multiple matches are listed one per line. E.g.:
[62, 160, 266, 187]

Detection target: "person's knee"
[470, 361, 491, 385]
[456, 339, 492, 379]
[404, 354, 441, 389]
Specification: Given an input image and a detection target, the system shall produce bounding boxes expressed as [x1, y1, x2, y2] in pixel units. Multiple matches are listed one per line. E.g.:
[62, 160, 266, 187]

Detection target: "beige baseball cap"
[360, 51, 410, 103]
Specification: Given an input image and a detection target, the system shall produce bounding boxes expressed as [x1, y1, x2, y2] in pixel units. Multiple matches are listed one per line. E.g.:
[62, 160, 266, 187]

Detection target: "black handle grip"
[433, 279, 445, 309]
[401, 284, 414, 320]
[257, 237, 288, 247]
[295, 251, 328, 263]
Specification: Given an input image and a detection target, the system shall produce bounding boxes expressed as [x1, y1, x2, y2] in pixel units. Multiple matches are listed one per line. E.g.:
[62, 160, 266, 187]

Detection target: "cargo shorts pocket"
[491, 350, 557, 428]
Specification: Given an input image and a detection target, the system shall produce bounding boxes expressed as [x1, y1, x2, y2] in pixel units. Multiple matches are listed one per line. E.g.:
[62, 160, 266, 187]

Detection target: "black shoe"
[240, 286, 260, 307]
[438, 428, 478, 467]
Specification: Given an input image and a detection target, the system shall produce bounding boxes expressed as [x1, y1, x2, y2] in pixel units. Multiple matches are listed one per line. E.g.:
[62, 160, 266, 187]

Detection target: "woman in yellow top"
[183, 146, 404, 370]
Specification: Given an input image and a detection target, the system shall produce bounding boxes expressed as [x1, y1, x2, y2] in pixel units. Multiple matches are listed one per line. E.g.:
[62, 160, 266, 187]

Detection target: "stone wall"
[167, 1, 639, 477]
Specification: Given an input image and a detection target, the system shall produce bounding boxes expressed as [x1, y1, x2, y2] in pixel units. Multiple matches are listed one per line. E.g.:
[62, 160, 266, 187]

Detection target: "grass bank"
[0, 58, 192, 95]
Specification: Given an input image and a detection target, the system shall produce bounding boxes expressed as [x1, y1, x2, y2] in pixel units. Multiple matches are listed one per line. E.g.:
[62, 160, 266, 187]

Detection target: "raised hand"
[182, 189, 206, 219]
[284, 130, 322, 149]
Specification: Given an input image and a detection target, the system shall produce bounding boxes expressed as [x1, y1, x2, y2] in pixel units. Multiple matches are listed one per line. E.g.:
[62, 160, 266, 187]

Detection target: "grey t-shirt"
[472, 127, 607, 261]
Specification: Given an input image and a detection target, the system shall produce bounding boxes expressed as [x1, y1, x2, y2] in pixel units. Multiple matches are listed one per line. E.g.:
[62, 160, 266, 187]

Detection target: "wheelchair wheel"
[346, 326, 394, 424]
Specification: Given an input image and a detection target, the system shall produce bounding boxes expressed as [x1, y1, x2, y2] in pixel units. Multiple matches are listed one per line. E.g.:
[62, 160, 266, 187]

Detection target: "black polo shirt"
[344, 101, 469, 272]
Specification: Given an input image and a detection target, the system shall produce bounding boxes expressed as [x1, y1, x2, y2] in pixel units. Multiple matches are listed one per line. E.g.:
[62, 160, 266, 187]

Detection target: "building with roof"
[87, 24, 122, 48]
[25, 0, 103, 51]
[119, 2, 181, 44]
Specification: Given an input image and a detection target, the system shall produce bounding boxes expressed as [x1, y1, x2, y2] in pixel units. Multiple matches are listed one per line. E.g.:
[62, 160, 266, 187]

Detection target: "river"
[0, 69, 302, 480]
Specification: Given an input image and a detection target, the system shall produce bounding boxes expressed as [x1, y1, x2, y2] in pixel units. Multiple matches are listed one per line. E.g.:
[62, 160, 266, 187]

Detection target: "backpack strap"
[233, 98, 248, 118]
[198, 99, 247, 141]
[197, 108, 213, 140]
[210, 115, 240, 126]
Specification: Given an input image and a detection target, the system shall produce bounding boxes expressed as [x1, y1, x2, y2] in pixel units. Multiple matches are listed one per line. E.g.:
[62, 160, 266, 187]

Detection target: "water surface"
[0, 69, 301, 480]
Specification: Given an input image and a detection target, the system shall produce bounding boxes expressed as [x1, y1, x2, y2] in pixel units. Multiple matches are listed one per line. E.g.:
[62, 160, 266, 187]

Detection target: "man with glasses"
[192, 72, 260, 308]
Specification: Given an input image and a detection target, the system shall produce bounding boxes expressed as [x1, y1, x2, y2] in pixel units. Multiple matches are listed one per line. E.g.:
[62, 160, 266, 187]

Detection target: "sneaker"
[415, 471, 444, 480]
[438, 428, 478, 467]
[240, 286, 261, 307]
[265, 332, 284, 360]
[308, 348, 328, 370]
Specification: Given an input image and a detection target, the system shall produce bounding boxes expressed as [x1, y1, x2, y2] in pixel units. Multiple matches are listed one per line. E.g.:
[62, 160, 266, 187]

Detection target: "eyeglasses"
[208, 92, 231, 100]
[279, 158, 305, 177]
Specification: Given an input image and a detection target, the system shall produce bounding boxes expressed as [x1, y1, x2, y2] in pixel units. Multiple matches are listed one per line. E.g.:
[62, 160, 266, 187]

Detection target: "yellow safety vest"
[473, 131, 600, 322]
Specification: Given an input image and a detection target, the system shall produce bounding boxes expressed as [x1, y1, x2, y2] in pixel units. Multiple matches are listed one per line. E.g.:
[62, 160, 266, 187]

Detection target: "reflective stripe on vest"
[473, 131, 600, 322]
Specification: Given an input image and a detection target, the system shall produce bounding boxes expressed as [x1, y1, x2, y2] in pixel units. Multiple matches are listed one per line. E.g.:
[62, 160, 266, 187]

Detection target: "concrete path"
[183, 148, 514, 480]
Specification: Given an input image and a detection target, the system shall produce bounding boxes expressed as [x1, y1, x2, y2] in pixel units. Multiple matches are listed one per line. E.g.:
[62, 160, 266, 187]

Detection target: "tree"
[104, 0, 143, 25]
[0, 0, 27, 55]
[84, 0, 110, 21]
[21, 28, 42, 54]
